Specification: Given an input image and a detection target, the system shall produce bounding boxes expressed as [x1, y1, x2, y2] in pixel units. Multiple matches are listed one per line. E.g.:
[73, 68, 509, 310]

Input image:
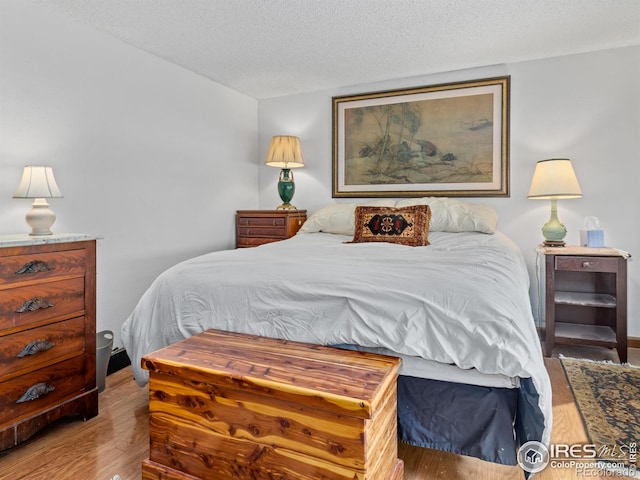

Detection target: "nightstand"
[236, 210, 307, 248]
[542, 245, 629, 362]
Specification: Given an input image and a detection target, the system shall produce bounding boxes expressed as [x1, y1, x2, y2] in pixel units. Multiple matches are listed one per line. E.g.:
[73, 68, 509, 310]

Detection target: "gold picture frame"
[332, 76, 510, 198]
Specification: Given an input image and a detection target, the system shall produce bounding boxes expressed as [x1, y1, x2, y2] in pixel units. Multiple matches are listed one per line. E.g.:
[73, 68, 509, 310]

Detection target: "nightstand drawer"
[0, 316, 86, 383]
[237, 216, 286, 227]
[0, 249, 86, 287]
[555, 256, 619, 273]
[0, 277, 85, 331]
[237, 226, 286, 238]
[0, 356, 87, 426]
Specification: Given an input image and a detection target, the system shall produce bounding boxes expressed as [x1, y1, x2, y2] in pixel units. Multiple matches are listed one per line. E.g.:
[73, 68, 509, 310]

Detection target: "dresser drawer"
[237, 216, 286, 227]
[0, 249, 86, 287]
[237, 226, 286, 238]
[0, 317, 86, 383]
[236, 237, 282, 248]
[0, 277, 85, 331]
[0, 356, 87, 426]
[555, 256, 619, 273]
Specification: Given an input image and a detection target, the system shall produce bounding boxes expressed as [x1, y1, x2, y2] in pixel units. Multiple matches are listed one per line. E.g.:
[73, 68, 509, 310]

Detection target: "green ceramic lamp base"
[542, 199, 567, 247]
[276, 168, 296, 210]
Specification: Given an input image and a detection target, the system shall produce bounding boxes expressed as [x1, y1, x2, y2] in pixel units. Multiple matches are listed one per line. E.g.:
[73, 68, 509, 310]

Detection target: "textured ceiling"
[34, 0, 640, 99]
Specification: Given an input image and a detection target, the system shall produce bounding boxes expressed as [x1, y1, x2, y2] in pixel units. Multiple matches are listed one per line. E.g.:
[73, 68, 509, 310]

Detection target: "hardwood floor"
[1, 345, 638, 480]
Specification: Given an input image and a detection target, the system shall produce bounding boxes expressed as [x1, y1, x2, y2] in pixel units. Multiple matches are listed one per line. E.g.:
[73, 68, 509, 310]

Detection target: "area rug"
[561, 357, 639, 474]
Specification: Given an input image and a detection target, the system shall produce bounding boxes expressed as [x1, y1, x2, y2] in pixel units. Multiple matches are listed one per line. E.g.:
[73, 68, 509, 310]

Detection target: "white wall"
[0, 1, 259, 348]
[258, 46, 640, 337]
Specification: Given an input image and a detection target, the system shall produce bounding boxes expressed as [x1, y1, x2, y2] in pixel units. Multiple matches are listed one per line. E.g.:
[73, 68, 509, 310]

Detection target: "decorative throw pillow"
[350, 205, 431, 246]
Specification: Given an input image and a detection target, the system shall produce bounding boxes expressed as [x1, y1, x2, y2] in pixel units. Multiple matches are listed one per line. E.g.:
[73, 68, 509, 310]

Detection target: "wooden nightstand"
[542, 245, 629, 362]
[236, 209, 307, 248]
[0, 234, 99, 450]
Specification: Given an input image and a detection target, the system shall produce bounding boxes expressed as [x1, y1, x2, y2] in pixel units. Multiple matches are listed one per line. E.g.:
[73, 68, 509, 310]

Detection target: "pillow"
[299, 197, 497, 235]
[299, 199, 396, 235]
[349, 205, 431, 246]
[396, 197, 498, 234]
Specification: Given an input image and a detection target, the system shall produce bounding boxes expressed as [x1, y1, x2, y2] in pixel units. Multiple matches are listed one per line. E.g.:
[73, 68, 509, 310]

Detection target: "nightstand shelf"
[554, 322, 616, 347]
[554, 291, 617, 308]
[543, 245, 629, 362]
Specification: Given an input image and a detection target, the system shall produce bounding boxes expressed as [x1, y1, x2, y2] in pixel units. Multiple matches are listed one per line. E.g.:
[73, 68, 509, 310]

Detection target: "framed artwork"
[332, 76, 510, 198]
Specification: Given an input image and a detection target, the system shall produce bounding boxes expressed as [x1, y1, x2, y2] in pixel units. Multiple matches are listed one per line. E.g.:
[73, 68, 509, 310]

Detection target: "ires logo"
[518, 442, 636, 474]
[550, 444, 597, 458]
[518, 442, 598, 473]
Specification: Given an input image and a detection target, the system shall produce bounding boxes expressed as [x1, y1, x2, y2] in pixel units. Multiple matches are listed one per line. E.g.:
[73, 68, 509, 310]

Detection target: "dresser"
[236, 209, 307, 248]
[0, 234, 99, 450]
[543, 245, 629, 362]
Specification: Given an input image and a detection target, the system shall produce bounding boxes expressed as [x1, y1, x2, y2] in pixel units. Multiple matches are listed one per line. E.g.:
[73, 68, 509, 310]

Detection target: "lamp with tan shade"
[265, 135, 304, 209]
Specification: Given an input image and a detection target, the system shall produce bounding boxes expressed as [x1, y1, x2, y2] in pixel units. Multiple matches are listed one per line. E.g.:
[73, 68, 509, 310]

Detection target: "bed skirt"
[398, 375, 522, 465]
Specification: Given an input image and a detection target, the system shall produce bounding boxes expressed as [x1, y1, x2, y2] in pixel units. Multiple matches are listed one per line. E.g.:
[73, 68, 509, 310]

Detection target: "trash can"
[96, 330, 114, 393]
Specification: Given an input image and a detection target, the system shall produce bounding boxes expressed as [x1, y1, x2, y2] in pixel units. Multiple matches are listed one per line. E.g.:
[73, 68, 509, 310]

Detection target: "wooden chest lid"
[142, 329, 401, 419]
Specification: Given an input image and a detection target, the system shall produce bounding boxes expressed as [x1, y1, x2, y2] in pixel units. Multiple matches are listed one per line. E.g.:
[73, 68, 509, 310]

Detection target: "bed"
[121, 198, 552, 469]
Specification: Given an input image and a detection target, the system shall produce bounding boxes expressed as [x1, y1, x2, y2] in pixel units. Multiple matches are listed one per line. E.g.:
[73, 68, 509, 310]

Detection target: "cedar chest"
[141, 329, 403, 480]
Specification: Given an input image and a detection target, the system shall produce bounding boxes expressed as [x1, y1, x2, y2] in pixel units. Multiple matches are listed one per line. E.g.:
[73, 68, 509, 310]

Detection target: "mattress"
[334, 344, 519, 388]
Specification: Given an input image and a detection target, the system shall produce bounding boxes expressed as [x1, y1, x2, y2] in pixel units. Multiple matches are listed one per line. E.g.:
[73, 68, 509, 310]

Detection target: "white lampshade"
[527, 158, 582, 199]
[265, 136, 304, 168]
[13, 166, 63, 199]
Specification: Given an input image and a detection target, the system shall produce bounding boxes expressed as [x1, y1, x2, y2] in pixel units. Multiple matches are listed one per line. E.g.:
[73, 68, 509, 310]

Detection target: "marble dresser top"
[0, 233, 101, 248]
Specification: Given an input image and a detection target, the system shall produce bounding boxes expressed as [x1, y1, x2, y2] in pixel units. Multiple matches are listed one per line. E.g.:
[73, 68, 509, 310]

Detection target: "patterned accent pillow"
[350, 205, 431, 246]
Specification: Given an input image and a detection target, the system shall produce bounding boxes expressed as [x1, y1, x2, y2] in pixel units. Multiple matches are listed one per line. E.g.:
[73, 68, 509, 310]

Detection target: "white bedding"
[121, 230, 551, 444]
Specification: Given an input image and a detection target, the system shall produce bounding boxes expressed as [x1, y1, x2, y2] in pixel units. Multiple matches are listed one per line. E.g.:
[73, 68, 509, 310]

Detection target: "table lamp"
[265, 135, 304, 209]
[13, 166, 63, 236]
[528, 158, 582, 247]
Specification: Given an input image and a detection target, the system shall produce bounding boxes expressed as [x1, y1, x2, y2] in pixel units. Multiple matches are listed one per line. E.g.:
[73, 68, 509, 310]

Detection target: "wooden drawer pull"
[15, 260, 54, 275]
[16, 339, 55, 358]
[16, 297, 54, 313]
[16, 382, 55, 403]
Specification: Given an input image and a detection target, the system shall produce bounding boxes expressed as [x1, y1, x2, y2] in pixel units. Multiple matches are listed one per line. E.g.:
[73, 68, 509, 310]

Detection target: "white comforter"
[121, 230, 551, 444]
